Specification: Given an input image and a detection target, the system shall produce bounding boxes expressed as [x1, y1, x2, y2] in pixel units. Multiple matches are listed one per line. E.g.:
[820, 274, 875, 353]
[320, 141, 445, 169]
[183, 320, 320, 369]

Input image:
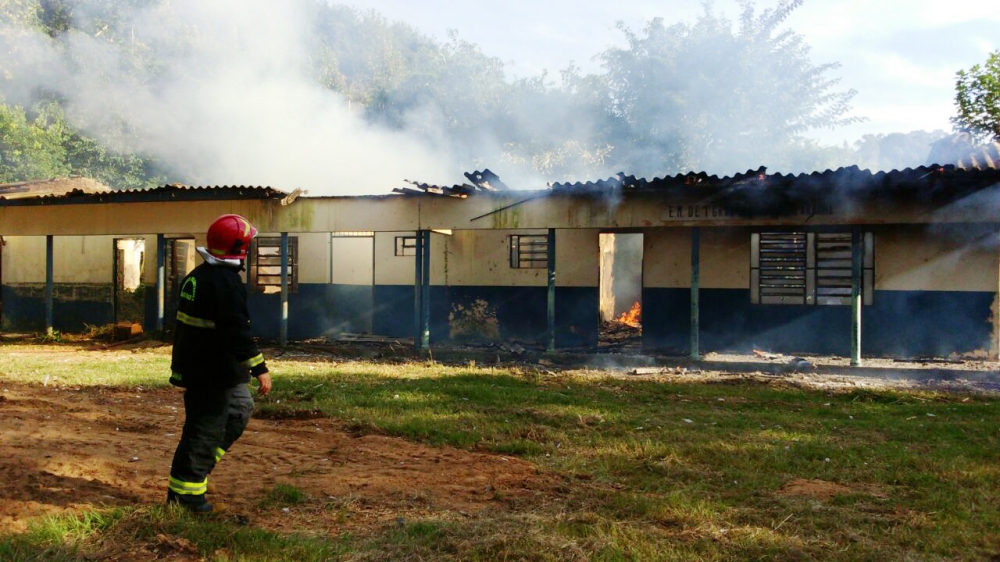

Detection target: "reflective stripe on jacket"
[170, 262, 267, 390]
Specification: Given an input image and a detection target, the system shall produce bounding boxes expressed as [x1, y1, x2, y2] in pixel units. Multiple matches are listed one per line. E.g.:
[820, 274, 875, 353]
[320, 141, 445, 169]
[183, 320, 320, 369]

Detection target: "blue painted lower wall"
[369, 285, 598, 348]
[643, 287, 995, 358]
[3, 281, 992, 358]
[248, 284, 374, 341]
[2, 284, 114, 333]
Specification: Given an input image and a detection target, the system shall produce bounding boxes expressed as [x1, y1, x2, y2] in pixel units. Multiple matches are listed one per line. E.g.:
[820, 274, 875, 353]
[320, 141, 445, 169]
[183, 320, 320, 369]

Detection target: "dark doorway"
[0, 237, 4, 329]
[164, 238, 197, 330]
[113, 238, 146, 325]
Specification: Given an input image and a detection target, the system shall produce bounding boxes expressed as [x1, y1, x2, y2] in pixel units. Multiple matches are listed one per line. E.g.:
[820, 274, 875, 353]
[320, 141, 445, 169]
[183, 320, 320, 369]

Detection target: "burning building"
[1, 164, 999, 361]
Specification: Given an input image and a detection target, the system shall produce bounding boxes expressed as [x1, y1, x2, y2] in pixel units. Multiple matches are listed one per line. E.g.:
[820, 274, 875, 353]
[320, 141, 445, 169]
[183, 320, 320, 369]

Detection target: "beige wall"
[3, 235, 154, 284]
[433, 229, 598, 287]
[3, 237, 46, 283]
[1, 198, 995, 296]
[643, 229, 691, 289]
[700, 228, 751, 289]
[0, 201, 267, 237]
[331, 236, 375, 285]
[370, 228, 599, 288]
[875, 226, 999, 292]
[437, 229, 546, 287]
[5, 190, 999, 239]
[556, 229, 600, 287]
[272, 232, 329, 284]
[374, 231, 417, 285]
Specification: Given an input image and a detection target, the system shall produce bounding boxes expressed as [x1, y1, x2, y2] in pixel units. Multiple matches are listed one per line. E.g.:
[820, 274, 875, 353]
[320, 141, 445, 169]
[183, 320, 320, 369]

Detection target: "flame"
[615, 301, 642, 328]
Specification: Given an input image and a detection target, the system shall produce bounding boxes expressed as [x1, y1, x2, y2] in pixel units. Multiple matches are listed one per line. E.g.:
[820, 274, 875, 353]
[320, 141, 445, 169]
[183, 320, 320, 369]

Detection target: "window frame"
[751, 230, 873, 306]
[249, 236, 299, 294]
[395, 236, 417, 257]
[509, 234, 549, 269]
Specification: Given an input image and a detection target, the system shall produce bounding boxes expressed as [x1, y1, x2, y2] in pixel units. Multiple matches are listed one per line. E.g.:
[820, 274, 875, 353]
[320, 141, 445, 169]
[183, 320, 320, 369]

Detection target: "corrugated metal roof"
[957, 141, 1000, 170]
[0, 177, 113, 200]
[394, 180, 477, 198]
[0, 183, 289, 206]
[927, 133, 999, 170]
[393, 169, 510, 197]
[550, 165, 1000, 216]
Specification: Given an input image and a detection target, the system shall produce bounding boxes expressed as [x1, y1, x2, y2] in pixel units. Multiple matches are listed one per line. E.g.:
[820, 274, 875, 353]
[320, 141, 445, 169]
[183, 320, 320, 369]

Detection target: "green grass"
[2, 343, 999, 560]
[0, 506, 348, 561]
[259, 483, 308, 509]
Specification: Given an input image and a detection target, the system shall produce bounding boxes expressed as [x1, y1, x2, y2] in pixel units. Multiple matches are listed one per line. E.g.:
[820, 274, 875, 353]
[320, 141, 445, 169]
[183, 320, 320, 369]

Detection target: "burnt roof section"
[394, 168, 510, 197]
[0, 183, 289, 206]
[927, 133, 999, 170]
[464, 169, 509, 191]
[957, 141, 999, 170]
[550, 165, 1000, 216]
[394, 180, 478, 198]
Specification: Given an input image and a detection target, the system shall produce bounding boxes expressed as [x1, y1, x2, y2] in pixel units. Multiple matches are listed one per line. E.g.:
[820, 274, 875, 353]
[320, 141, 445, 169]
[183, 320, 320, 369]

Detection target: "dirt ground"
[2, 341, 997, 546]
[0, 360, 557, 536]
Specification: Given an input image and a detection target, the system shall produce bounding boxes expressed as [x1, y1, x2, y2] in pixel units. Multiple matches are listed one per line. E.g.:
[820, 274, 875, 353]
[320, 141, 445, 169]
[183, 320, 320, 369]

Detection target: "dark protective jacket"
[169, 261, 267, 390]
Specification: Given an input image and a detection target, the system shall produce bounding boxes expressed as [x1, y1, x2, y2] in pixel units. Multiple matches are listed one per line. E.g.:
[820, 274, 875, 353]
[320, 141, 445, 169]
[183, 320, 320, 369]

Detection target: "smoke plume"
[0, 0, 453, 194]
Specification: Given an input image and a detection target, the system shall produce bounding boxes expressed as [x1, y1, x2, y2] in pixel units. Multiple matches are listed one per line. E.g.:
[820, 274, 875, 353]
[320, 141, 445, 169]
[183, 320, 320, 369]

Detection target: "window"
[395, 236, 416, 256]
[751, 231, 873, 305]
[249, 236, 298, 294]
[510, 234, 549, 269]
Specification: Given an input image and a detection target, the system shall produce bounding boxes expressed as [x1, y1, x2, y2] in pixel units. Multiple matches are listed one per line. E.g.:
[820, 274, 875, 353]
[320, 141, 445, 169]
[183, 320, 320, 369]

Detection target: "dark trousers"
[168, 384, 254, 502]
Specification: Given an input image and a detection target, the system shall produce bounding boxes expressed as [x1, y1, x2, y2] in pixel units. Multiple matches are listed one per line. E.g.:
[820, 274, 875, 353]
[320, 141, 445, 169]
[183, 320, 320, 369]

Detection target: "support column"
[994, 245, 1000, 361]
[280, 232, 289, 347]
[690, 227, 700, 359]
[156, 234, 165, 331]
[45, 235, 53, 336]
[851, 228, 863, 366]
[547, 228, 556, 353]
[421, 230, 431, 351]
[413, 231, 424, 351]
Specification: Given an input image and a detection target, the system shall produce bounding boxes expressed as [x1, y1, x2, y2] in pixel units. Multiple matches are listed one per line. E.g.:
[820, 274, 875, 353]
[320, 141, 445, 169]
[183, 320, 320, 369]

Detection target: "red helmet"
[206, 214, 258, 260]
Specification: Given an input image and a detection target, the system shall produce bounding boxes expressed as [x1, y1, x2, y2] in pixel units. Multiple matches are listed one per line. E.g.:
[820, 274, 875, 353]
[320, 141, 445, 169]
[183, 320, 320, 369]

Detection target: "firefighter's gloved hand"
[256, 372, 272, 396]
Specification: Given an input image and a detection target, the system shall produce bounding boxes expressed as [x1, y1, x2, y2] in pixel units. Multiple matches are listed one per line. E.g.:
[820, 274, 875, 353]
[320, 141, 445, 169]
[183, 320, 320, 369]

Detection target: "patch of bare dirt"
[777, 479, 853, 501]
[0, 381, 557, 535]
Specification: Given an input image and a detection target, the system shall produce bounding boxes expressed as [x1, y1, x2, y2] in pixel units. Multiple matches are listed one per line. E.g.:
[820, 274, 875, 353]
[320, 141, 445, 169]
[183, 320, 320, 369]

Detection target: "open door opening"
[599, 233, 643, 350]
[164, 238, 196, 331]
[113, 238, 146, 326]
[330, 233, 375, 336]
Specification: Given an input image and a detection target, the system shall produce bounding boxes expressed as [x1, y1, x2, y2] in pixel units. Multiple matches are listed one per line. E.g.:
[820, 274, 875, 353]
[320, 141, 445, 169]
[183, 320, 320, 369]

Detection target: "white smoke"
[0, 0, 453, 194]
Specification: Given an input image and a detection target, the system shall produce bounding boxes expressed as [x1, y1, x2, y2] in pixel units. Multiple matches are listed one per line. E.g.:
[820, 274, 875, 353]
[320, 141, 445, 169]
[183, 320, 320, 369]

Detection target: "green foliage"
[0, 100, 164, 188]
[0, 102, 70, 182]
[953, 50, 1000, 143]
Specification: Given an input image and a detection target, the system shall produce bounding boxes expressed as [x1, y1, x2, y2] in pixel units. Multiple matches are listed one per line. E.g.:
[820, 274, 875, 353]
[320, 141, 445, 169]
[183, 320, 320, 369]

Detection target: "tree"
[597, 0, 860, 176]
[952, 50, 1000, 143]
[0, 102, 70, 182]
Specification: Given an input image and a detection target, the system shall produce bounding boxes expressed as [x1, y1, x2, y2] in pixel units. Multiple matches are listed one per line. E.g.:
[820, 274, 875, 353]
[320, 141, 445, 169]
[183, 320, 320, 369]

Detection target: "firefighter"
[166, 214, 272, 513]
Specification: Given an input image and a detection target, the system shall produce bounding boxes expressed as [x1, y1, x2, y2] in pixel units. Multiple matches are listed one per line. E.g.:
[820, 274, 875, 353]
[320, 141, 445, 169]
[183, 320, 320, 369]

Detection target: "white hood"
[196, 246, 243, 269]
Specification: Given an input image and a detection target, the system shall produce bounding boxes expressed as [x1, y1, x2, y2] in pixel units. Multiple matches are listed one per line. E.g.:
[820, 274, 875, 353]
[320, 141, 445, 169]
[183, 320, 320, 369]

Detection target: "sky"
[344, 0, 1000, 146]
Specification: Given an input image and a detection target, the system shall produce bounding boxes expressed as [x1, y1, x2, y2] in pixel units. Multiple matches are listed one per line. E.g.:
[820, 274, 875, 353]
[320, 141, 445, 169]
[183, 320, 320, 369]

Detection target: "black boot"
[166, 490, 219, 513]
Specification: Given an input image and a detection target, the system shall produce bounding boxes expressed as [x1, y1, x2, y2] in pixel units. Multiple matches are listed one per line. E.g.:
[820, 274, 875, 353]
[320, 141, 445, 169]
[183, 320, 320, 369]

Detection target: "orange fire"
[615, 301, 642, 328]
